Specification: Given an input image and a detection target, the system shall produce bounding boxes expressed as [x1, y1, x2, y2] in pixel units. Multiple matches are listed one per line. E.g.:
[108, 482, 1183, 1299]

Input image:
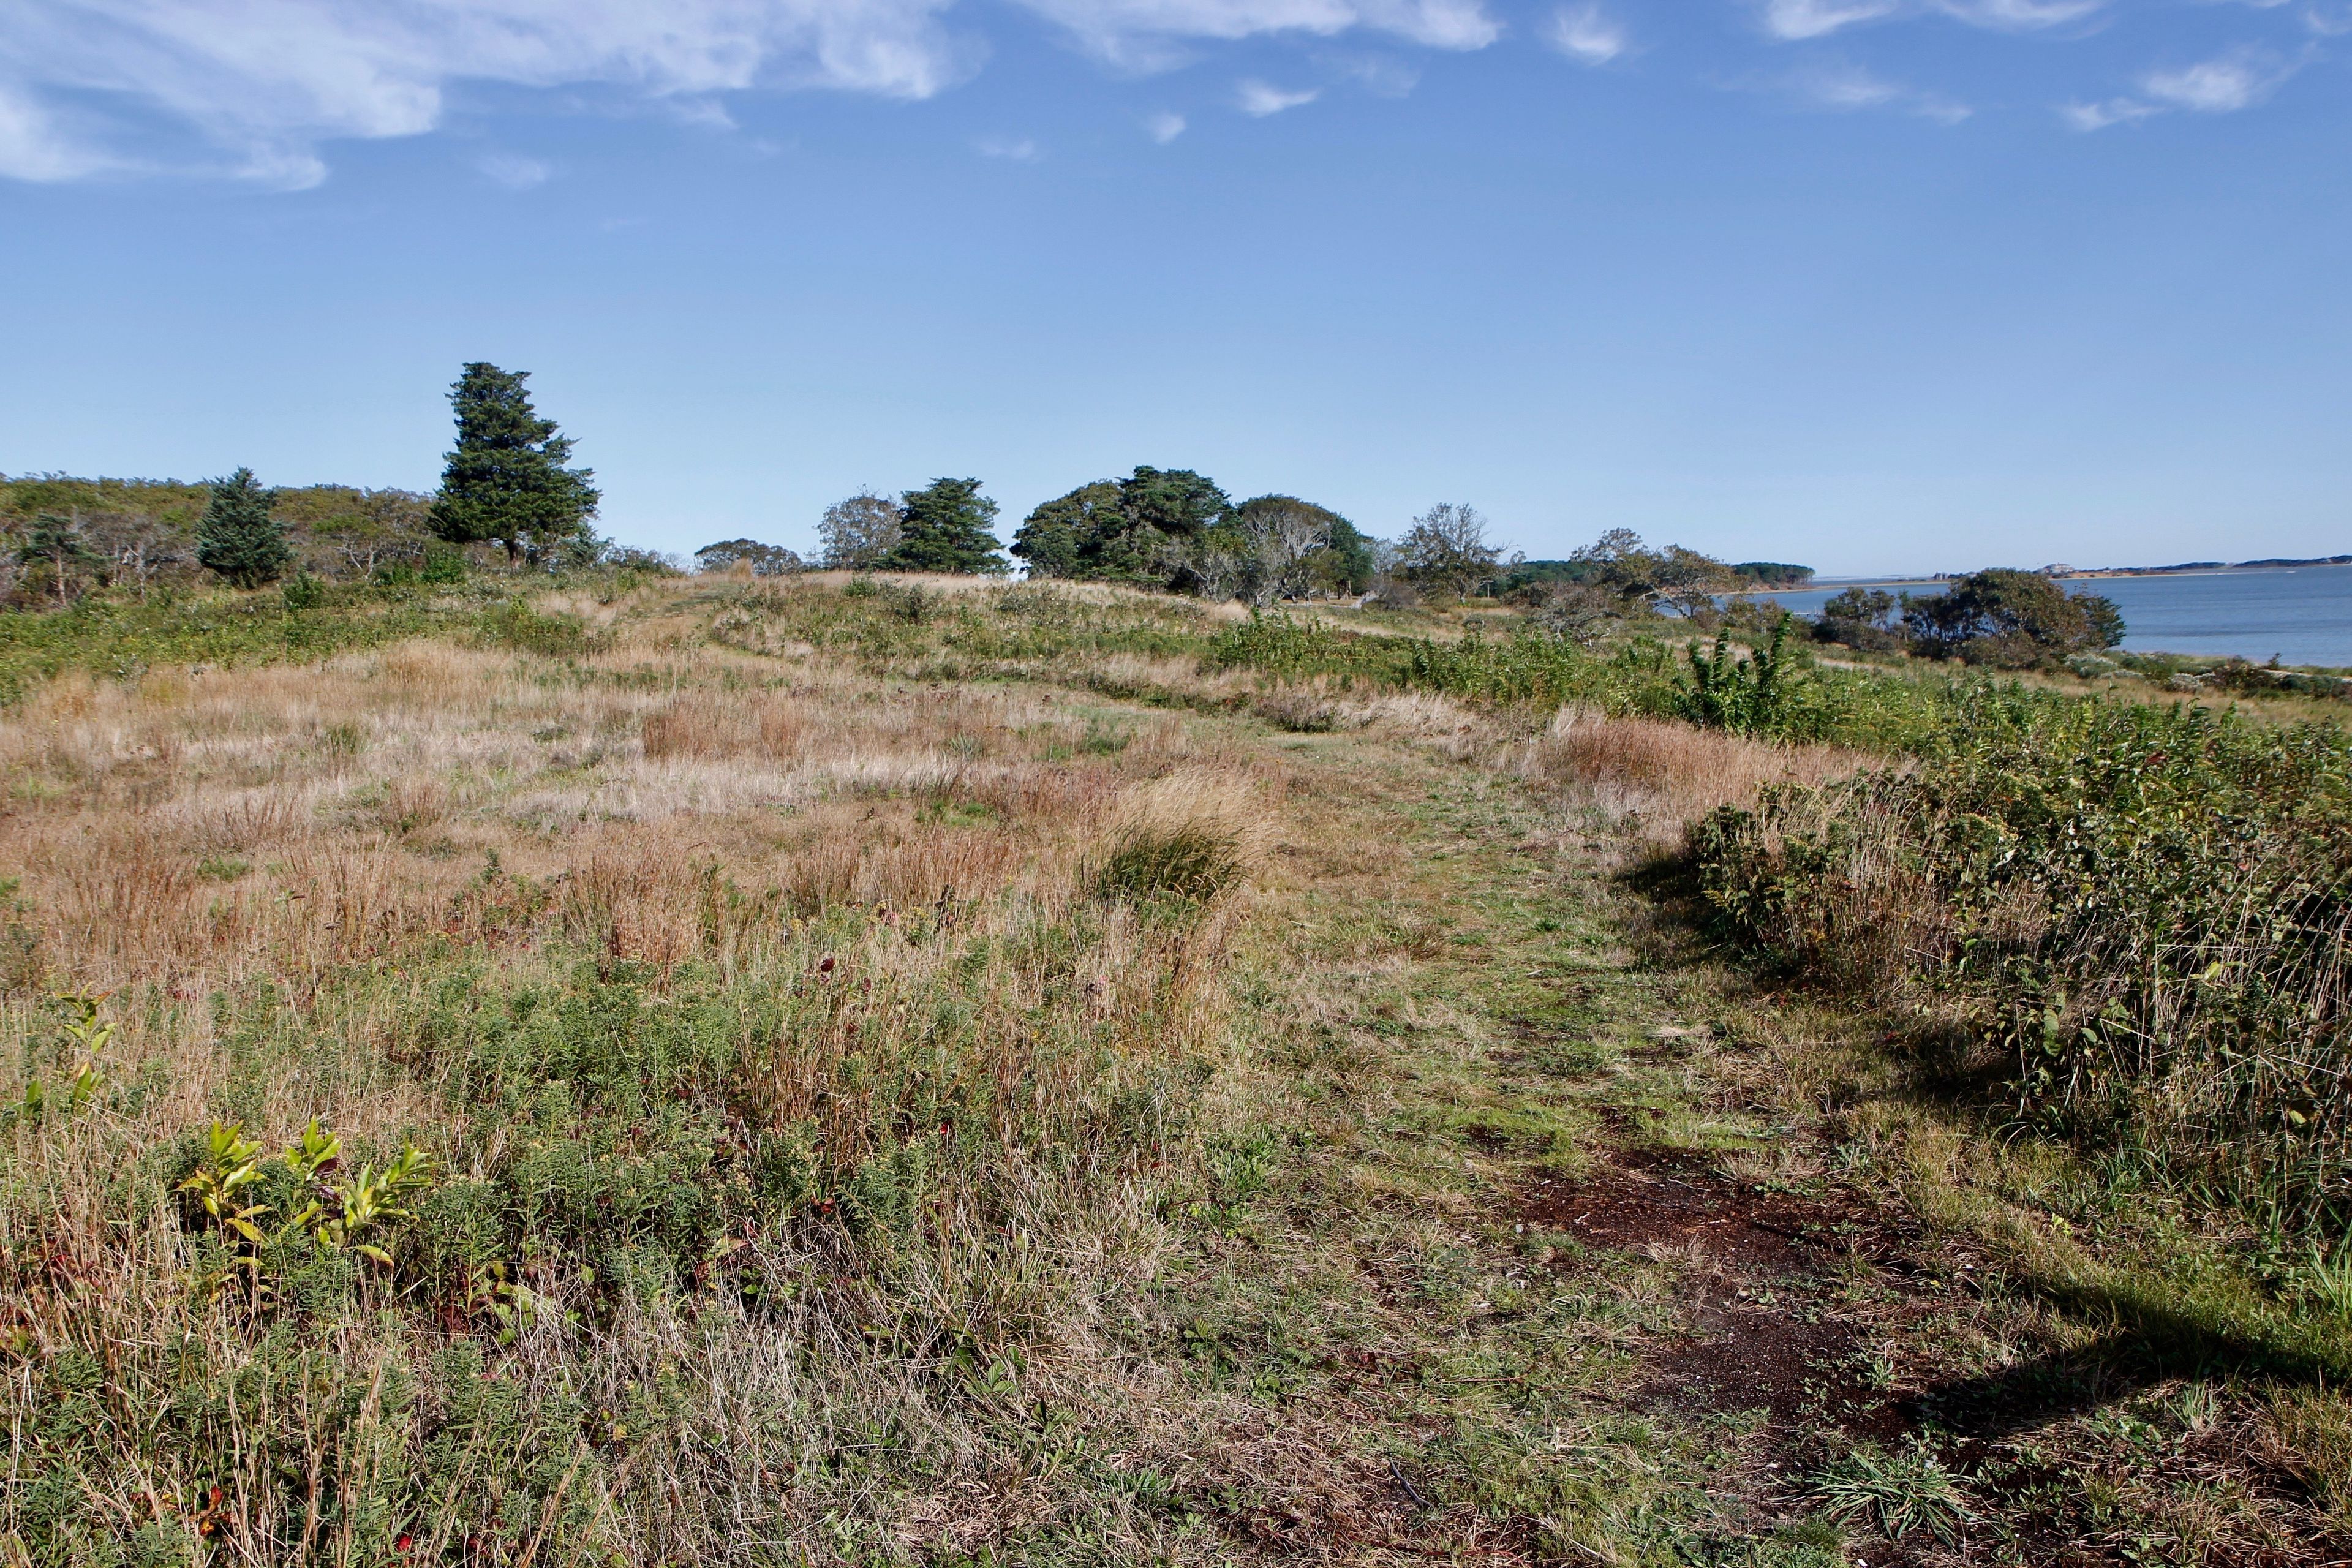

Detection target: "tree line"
[7, 358, 2111, 669]
[0, 363, 638, 605]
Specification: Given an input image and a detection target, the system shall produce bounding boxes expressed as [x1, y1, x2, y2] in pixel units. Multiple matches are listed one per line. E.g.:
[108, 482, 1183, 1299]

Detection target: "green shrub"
[1697, 692, 2352, 1231]
[1670, 614, 1800, 734]
[474, 598, 596, 657]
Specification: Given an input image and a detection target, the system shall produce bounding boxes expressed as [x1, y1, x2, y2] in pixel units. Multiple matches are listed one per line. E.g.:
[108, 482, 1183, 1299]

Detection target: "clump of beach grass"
[1090, 767, 1271, 904]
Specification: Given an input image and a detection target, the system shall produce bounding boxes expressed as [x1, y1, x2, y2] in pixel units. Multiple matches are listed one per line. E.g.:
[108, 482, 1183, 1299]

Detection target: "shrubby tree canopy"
[1014, 467, 1232, 587]
[1730, 562, 1815, 588]
[695, 539, 804, 576]
[1811, 587, 1904, 652]
[1014, 473, 1373, 601]
[818, 492, 903, 570]
[197, 467, 292, 589]
[429, 363, 600, 565]
[1556, 529, 1742, 619]
[876, 478, 1006, 575]
[18, 514, 101, 606]
[1901, 569, 2125, 668]
[1009, 481, 1118, 579]
[1231, 495, 1355, 605]
[1395, 503, 1504, 601]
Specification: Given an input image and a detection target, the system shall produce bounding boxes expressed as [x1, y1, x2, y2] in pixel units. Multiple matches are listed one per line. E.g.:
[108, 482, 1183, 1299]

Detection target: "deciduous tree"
[1902, 569, 2125, 667]
[17, 513, 102, 606]
[818, 492, 903, 569]
[1396, 502, 1504, 601]
[695, 539, 804, 576]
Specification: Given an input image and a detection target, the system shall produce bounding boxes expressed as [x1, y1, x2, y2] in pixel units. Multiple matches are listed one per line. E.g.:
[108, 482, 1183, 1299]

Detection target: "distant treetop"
[695, 539, 803, 576]
[1730, 562, 1814, 587]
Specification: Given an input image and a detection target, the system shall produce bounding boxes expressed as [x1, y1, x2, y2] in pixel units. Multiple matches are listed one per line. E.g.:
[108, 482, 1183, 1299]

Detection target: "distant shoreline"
[1791, 556, 2352, 590]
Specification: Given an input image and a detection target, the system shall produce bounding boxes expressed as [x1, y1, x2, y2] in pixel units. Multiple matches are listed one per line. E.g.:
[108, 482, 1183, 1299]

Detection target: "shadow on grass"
[1629, 850, 2352, 1441]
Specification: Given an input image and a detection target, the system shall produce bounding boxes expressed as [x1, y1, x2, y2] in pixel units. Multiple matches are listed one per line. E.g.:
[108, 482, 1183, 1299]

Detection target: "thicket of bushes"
[1697, 692, 2352, 1237]
[1208, 608, 1988, 752]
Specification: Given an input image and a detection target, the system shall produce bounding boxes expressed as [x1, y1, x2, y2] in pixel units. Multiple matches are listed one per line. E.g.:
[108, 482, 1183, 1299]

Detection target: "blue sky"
[1, 1, 2345, 574]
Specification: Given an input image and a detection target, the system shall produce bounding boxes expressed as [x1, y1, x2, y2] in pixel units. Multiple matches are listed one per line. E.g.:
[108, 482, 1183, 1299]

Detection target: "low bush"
[1696, 692, 2352, 1232]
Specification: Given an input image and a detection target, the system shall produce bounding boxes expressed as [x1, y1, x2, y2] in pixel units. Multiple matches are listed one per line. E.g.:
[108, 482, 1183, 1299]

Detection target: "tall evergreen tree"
[197, 467, 292, 589]
[429, 363, 600, 565]
[876, 478, 1006, 575]
[1009, 468, 1231, 587]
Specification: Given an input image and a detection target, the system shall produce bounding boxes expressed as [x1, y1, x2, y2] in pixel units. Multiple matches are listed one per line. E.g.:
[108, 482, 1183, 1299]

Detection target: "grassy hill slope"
[2, 573, 2348, 1565]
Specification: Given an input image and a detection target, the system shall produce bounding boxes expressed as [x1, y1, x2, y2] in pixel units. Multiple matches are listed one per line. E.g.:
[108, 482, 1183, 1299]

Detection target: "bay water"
[1743, 562, 2352, 670]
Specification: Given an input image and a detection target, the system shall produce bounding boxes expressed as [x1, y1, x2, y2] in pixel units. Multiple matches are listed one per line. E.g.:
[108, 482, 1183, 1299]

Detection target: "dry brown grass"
[0, 579, 1347, 1562]
[1525, 705, 1885, 852]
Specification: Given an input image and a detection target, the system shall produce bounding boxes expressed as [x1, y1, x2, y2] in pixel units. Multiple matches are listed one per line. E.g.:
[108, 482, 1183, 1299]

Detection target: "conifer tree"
[17, 513, 102, 606]
[429, 363, 600, 566]
[196, 467, 292, 589]
[876, 478, 1006, 575]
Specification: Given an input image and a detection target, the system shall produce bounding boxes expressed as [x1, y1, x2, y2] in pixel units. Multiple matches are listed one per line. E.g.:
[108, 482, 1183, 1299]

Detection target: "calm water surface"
[1746, 563, 2352, 669]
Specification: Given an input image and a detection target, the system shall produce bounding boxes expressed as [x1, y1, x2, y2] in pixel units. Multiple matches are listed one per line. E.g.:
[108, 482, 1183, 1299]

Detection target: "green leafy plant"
[179, 1117, 433, 1272]
[1673, 613, 1798, 734]
[178, 1121, 273, 1245]
[1808, 1440, 1969, 1542]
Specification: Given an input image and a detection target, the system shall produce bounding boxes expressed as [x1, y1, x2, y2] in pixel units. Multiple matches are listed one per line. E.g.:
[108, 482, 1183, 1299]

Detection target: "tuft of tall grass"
[1090, 769, 1270, 904]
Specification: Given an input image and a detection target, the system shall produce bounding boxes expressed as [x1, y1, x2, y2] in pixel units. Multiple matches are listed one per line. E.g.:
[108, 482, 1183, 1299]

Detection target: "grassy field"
[6, 571, 2351, 1566]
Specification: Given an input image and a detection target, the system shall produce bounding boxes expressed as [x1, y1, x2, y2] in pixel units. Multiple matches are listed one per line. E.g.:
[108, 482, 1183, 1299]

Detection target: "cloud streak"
[0, 0, 1500, 185]
[0, 0, 978, 186]
[1545, 3, 1627, 62]
[1235, 77, 1321, 113]
[0, 0, 2317, 184]
[2063, 43, 2304, 129]
[1755, 0, 2106, 36]
[1781, 59, 1970, 121]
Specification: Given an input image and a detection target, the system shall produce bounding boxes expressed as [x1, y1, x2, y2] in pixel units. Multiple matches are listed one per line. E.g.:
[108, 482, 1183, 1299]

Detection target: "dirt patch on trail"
[1522, 1148, 1924, 1446]
[1520, 1146, 1875, 1274]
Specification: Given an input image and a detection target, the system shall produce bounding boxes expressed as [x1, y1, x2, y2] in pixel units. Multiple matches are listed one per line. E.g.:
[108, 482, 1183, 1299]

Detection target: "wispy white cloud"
[1327, 51, 1421, 93]
[0, 0, 979, 186]
[1145, 109, 1187, 140]
[1932, 0, 2108, 31]
[1236, 77, 1321, 113]
[1757, 0, 1901, 40]
[1013, 0, 1499, 62]
[0, 0, 2313, 185]
[974, 132, 1037, 158]
[0, 81, 103, 180]
[1757, 0, 2108, 36]
[2143, 44, 2296, 110]
[2064, 42, 2303, 129]
[1545, 2, 1627, 62]
[2059, 96, 2154, 129]
[477, 151, 551, 188]
[0, 0, 1499, 186]
[1781, 59, 1972, 120]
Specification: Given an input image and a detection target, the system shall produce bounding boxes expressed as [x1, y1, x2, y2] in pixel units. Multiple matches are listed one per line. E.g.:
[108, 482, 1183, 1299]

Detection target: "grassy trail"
[1159, 707, 1876, 1562]
[1196, 695, 2345, 1564]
